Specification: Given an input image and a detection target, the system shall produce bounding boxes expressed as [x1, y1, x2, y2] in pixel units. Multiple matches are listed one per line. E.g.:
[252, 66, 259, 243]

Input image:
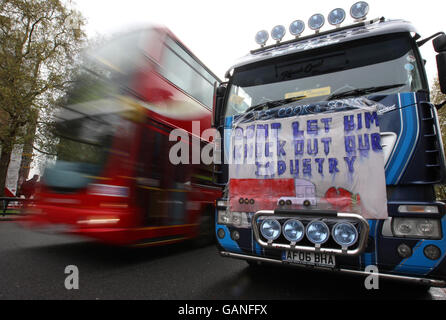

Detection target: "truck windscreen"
[225, 34, 424, 117]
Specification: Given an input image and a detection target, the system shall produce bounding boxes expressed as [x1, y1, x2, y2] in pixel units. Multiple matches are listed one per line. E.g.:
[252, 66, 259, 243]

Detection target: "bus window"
[160, 37, 217, 109]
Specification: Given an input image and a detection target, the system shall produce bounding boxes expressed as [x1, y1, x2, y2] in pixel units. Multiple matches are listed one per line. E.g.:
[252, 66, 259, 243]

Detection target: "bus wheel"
[279, 200, 286, 206]
[303, 200, 311, 207]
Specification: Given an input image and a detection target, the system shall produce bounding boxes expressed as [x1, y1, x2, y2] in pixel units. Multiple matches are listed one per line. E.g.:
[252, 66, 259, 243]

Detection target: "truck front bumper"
[219, 250, 446, 287]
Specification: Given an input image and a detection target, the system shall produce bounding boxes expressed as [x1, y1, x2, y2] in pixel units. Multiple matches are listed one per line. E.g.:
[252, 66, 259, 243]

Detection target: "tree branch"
[33, 145, 56, 156]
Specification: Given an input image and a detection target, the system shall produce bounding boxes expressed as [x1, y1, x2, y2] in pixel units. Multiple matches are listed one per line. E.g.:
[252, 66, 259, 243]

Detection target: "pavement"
[0, 214, 24, 222]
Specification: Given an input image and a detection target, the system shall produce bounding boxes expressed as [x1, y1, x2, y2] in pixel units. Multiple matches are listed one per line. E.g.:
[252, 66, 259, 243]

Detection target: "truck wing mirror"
[434, 34, 446, 53]
[430, 33, 446, 95]
[436, 52, 446, 95]
[212, 83, 227, 128]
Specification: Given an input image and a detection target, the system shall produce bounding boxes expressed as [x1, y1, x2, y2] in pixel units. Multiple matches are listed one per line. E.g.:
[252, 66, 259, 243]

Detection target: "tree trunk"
[0, 147, 12, 197]
[17, 121, 37, 194]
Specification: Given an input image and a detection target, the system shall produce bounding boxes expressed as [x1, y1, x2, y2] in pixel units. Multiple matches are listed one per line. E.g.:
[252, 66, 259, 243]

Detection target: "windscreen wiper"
[244, 95, 306, 114]
[327, 84, 406, 101]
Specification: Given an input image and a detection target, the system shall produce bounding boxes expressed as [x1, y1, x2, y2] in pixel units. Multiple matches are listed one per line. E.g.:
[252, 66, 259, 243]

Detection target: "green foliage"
[431, 76, 446, 200]
[0, 0, 87, 193]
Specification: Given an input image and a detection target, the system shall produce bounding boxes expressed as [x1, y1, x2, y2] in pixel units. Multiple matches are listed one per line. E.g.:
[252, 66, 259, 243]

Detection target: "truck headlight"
[218, 210, 231, 224]
[332, 222, 358, 247]
[218, 210, 250, 228]
[306, 221, 330, 244]
[260, 219, 281, 241]
[282, 219, 305, 242]
[392, 218, 442, 239]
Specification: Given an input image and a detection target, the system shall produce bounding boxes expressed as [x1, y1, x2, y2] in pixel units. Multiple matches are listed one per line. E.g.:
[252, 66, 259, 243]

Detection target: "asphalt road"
[0, 221, 445, 300]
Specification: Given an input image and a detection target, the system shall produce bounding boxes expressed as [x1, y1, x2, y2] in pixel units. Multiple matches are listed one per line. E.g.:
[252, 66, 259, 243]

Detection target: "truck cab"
[213, 3, 446, 287]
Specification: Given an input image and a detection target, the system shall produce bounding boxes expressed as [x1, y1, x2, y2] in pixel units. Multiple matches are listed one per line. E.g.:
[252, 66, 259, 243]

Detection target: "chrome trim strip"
[220, 251, 446, 287]
[252, 210, 370, 256]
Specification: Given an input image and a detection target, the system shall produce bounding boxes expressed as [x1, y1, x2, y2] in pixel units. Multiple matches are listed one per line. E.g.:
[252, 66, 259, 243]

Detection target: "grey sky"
[73, 0, 445, 86]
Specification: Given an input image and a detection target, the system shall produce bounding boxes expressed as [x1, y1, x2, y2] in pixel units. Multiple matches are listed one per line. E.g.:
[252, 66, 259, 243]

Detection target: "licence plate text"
[284, 251, 336, 268]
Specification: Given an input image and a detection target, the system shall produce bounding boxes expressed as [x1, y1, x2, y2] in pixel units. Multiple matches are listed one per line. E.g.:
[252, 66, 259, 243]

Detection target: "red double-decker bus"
[24, 26, 222, 246]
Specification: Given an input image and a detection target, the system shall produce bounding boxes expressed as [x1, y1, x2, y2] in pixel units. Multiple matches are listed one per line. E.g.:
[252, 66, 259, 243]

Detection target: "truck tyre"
[193, 206, 215, 247]
[246, 260, 263, 268]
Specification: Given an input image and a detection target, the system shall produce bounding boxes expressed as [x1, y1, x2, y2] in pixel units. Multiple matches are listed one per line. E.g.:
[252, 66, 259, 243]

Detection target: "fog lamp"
[397, 243, 412, 258]
[231, 230, 240, 241]
[424, 245, 441, 260]
[217, 228, 225, 239]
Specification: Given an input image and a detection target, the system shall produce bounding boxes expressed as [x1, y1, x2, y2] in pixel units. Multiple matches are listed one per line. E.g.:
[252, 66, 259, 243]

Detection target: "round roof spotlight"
[271, 25, 286, 43]
[308, 14, 325, 33]
[255, 30, 269, 47]
[289, 20, 305, 38]
[328, 8, 346, 27]
[350, 1, 369, 21]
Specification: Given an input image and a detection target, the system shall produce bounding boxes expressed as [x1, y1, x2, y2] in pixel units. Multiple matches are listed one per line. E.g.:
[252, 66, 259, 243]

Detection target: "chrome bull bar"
[252, 210, 370, 256]
[219, 251, 446, 287]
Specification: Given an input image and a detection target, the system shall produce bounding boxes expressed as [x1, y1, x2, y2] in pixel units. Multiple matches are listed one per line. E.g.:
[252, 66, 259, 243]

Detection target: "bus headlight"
[306, 221, 330, 244]
[392, 218, 442, 239]
[282, 219, 305, 242]
[260, 219, 281, 241]
[332, 222, 358, 247]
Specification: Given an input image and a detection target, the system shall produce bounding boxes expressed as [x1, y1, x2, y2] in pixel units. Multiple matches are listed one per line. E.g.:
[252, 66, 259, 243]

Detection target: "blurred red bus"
[24, 27, 222, 246]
